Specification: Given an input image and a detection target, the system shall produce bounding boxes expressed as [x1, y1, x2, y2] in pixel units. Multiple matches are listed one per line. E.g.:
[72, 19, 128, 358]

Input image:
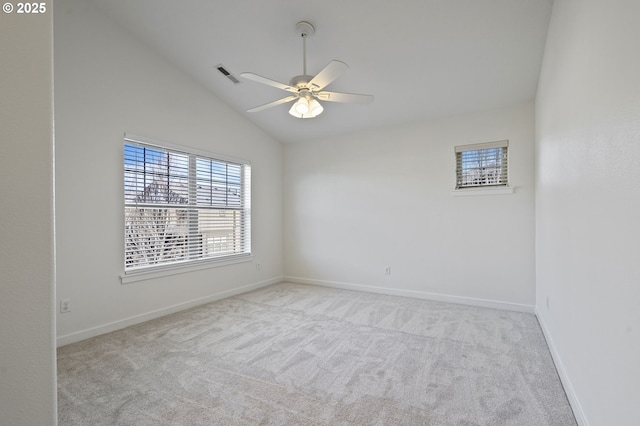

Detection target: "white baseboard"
[284, 276, 534, 313]
[535, 309, 589, 426]
[56, 276, 283, 347]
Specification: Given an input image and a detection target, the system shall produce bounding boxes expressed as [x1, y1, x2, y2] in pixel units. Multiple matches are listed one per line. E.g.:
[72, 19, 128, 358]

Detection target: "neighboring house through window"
[123, 134, 251, 275]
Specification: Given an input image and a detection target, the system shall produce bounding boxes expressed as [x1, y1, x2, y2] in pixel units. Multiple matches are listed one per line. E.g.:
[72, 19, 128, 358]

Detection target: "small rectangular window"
[124, 135, 251, 274]
[455, 140, 508, 189]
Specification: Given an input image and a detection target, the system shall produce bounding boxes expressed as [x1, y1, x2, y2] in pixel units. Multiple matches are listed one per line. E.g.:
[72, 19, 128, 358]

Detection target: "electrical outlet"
[255, 262, 261, 271]
[60, 299, 71, 313]
[385, 266, 391, 276]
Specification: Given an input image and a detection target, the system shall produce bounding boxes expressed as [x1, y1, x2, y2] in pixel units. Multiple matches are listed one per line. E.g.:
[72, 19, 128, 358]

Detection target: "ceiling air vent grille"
[216, 65, 240, 84]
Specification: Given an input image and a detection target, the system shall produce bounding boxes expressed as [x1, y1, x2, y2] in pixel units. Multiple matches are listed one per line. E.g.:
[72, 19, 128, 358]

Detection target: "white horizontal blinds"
[195, 158, 242, 208]
[124, 144, 190, 269]
[194, 156, 249, 259]
[455, 140, 508, 189]
[124, 139, 251, 273]
[124, 145, 189, 204]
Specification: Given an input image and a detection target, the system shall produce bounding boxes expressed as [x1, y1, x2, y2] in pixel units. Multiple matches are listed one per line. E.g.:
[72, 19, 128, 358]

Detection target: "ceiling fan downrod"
[296, 21, 315, 77]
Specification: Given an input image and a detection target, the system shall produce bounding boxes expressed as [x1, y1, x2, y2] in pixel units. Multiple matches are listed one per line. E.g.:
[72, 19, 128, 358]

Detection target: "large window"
[123, 135, 251, 274]
[455, 140, 508, 189]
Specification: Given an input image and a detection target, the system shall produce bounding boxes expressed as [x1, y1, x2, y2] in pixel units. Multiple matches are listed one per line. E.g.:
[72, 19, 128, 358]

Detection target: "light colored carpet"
[57, 282, 576, 425]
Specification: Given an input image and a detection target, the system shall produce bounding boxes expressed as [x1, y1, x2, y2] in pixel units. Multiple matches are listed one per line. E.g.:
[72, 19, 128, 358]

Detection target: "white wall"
[0, 2, 57, 424]
[535, 0, 640, 424]
[284, 102, 536, 311]
[54, 0, 283, 345]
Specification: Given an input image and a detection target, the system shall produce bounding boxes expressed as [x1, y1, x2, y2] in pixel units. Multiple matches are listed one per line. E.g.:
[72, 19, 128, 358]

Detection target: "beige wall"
[0, 2, 57, 424]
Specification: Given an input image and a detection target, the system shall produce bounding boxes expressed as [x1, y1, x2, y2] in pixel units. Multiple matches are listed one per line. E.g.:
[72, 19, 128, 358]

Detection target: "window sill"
[450, 186, 515, 197]
[120, 254, 253, 284]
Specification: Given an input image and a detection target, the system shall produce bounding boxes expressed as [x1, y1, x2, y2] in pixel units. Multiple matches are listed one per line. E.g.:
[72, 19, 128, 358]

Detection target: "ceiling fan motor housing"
[289, 74, 314, 90]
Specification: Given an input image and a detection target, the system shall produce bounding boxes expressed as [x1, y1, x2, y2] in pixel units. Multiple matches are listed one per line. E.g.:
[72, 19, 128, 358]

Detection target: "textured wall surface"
[535, 0, 640, 424]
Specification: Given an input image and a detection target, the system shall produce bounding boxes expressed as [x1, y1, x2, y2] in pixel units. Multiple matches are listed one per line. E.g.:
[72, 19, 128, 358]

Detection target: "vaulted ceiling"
[89, 0, 553, 143]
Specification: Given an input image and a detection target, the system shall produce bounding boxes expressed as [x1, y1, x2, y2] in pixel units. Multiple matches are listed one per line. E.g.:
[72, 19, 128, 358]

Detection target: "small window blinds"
[455, 140, 508, 189]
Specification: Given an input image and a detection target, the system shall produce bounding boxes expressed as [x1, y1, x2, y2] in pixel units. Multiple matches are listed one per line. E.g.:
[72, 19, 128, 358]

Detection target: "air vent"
[216, 65, 240, 84]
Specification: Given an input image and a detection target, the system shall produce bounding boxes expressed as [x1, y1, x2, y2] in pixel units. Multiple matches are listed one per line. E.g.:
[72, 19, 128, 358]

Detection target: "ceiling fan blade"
[240, 72, 296, 92]
[246, 95, 298, 113]
[316, 91, 374, 104]
[308, 60, 349, 91]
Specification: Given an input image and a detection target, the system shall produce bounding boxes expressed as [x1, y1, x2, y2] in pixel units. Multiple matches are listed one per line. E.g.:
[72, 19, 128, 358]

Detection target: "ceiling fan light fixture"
[309, 98, 324, 116]
[294, 97, 310, 115]
[288, 103, 302, 118]
[289, 96, 323, 118]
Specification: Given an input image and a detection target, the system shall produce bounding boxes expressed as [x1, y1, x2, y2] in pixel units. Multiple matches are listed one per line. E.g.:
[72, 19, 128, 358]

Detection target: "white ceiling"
[88, 0, 553, 144]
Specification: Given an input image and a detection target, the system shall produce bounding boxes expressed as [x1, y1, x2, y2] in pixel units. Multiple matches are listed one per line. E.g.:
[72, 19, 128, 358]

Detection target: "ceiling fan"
[241, 21, 374, 119]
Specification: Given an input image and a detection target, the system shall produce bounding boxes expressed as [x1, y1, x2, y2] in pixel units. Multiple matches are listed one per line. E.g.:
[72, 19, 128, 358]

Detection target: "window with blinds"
[455, 140, 508, 189]
[124, 135, 251, 274]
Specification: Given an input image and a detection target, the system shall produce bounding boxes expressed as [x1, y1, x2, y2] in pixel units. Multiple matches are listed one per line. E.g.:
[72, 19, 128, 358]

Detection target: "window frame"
[454, 140, 509, 190]
[122, 134, 251, 282]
